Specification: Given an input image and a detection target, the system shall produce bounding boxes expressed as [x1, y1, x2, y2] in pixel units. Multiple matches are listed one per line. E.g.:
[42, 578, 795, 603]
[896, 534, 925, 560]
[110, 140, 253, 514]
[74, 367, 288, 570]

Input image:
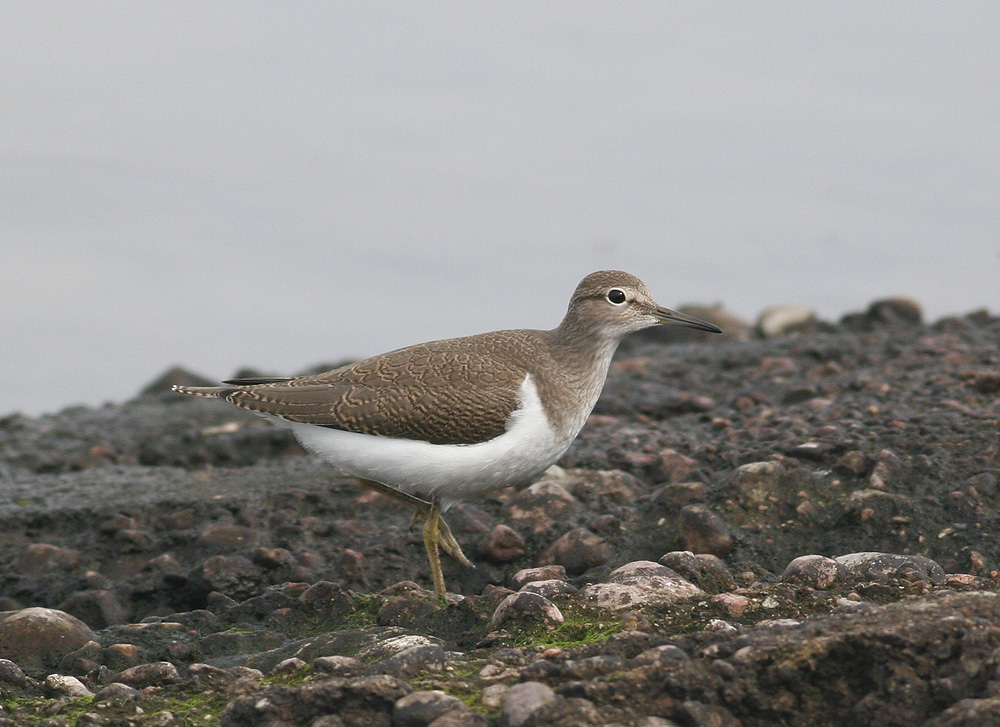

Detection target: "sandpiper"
[174, 270, 721, 600]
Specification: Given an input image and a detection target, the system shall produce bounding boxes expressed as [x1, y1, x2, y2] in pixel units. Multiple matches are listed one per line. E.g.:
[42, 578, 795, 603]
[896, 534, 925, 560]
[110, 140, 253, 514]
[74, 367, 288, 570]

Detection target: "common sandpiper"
[174, 270, 722, 600]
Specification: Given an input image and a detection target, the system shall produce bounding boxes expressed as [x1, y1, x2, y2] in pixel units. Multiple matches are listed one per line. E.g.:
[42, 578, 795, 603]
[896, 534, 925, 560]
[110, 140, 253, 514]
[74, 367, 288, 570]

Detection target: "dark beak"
[651, 306, 723, 334]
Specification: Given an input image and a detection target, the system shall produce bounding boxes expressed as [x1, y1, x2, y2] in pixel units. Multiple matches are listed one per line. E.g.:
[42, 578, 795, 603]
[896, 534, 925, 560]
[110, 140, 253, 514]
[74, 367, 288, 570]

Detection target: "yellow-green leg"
[422, 502, 446, 601]
[354, 478, 473, 600]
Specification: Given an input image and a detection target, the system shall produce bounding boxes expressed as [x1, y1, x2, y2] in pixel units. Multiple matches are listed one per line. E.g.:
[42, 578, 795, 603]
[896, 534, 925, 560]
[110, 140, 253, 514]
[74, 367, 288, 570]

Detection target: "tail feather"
[172, 385, 228, 398]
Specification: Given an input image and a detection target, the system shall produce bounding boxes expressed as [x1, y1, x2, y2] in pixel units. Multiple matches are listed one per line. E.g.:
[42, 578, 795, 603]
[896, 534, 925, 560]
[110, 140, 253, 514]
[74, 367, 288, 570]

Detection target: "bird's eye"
[607, 289, 627, 305]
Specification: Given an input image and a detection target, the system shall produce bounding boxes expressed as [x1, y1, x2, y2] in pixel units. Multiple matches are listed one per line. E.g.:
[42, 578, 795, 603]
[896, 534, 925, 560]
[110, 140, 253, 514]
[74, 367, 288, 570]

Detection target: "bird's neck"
[535, 315, 624, 440]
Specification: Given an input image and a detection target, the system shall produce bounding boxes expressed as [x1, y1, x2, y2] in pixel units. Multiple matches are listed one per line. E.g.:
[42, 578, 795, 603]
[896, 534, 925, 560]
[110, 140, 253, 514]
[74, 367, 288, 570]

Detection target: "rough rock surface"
[0, 303, 998, 725]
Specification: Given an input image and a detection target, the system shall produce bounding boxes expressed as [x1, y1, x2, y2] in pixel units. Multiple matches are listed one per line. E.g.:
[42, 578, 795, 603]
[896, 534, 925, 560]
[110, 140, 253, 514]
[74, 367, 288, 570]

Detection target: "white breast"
[281, 374, 574, 506]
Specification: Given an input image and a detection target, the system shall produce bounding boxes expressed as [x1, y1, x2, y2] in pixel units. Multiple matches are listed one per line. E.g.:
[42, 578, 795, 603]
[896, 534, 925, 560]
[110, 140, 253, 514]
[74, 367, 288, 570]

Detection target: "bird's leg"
[423, 501, 447, 602]
[437, 517, 473, 568]
[353, 479, 472, 600]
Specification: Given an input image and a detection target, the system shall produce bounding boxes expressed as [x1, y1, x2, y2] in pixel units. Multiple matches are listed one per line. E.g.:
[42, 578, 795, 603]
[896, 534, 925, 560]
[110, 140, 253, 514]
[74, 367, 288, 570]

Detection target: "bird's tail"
[172, 385, 228, 398]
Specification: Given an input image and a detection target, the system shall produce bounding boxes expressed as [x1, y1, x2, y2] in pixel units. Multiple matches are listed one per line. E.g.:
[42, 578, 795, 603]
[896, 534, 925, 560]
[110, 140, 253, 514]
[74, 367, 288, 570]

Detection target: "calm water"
[3, 4, 998, 416]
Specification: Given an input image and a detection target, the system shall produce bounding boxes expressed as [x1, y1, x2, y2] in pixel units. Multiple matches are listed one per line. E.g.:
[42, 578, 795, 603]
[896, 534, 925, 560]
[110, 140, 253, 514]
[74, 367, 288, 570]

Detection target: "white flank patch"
[281, 374, 572, 504]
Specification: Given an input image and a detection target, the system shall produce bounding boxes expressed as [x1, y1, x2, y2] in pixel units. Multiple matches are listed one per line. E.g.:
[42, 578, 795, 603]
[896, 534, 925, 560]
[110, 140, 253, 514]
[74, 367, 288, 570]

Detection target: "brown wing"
[176, 331, 540, 445]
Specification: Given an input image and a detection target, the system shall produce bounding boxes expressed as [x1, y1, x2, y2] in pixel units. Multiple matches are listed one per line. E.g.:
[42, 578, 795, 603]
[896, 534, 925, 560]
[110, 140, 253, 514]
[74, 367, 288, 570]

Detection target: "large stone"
[0, 607, 97, 673]
[582, 561, 705, 611]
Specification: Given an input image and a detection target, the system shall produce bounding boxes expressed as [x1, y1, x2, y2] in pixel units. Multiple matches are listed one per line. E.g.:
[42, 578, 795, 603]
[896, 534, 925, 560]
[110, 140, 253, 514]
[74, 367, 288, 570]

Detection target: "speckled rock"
[582, 561, 705, 611]
[518, 579, 577, 598]
[783, 554, 845, 589]
[834, 552, 946, 585]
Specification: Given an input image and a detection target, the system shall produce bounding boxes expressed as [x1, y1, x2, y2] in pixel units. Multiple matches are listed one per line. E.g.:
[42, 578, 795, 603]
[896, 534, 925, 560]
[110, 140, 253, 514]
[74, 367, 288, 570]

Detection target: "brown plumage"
[178, 331, 547, 445]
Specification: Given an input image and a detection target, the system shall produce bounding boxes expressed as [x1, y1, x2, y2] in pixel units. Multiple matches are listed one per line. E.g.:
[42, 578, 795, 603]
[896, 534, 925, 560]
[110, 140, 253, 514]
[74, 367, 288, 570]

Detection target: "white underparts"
[278, 374, 577, 506]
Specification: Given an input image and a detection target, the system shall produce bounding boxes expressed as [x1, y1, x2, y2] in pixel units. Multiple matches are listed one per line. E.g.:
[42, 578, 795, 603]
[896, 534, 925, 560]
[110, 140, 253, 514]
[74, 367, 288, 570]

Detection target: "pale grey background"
[3, 3, 998, 416]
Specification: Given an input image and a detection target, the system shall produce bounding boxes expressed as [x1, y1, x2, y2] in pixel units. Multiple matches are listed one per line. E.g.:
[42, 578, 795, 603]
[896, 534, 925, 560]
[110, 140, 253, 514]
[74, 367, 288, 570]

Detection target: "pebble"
[488, 592, 565, 631]
[393, 690, 467, 727]
[677, 504, 733, 557]
[676, 700, 741, 727]
[115, 661, 180, 688]
[104, 643, 147, 672]
[537, 528, 611, 575]
[356, 634, 443, 663]
[834, 552, 946, 585]
[711, 593, 751, 618]
[480, 683, 509, 710]
[312, 655, 364, 677]
[477, 524, 527, 563]
[270, 657, 307, 675]
[511, 565, 567, 588]
[502, 481, 578, 530]
[783, 554, 844, 589]
[0, 608, 97, 673]
[581, 561, 705, 611]
[43, 674, 94, 698]
[657, 449, 697, 483]
[428, 710, 490, 726]
[0, 658, 27, 686]
[631, 644, 689, 669]
[519, 579, 578, 598]
[500, 681, 558, 727]
[368, 644, 447, 679]
[92, 682, 143, 705]
[731, 461, 782, 506]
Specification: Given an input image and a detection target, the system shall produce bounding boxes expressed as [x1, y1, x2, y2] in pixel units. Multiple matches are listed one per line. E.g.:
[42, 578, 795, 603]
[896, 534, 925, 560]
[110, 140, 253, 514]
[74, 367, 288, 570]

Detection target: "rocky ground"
[0, 299, 998, 726]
